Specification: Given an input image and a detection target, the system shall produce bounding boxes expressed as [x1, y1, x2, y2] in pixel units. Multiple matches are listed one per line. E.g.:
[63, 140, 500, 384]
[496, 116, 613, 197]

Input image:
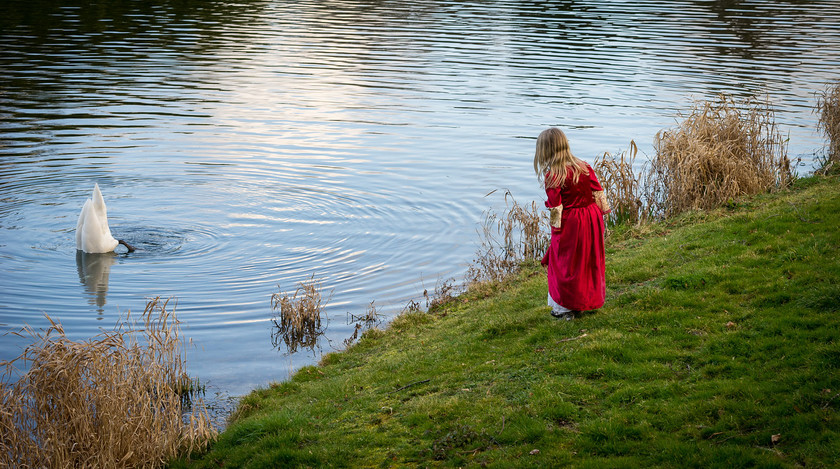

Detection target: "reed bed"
[0, 297, 215, 469]
[649, 94, 793, 218]
[816, 81, 840, 172]
[270, 275, 328, 354]
[466, 191, 548, 284]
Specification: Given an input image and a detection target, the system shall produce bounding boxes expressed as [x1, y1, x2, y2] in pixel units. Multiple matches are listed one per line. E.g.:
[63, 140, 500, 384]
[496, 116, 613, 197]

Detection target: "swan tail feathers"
[77, 184, 118, 253]
[76, 198, 92, 249]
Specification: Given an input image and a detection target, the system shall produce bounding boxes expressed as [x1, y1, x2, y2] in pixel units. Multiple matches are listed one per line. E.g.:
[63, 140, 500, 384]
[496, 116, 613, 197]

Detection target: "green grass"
[175, 175, 840, 468]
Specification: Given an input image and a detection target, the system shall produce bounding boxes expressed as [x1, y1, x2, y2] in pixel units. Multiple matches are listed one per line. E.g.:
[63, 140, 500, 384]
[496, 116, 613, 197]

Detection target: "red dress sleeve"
[544, 171, 564, 208]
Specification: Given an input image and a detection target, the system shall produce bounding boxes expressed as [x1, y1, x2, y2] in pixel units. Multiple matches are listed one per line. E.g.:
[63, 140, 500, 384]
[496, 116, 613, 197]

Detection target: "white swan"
[75, 183, 135, 253]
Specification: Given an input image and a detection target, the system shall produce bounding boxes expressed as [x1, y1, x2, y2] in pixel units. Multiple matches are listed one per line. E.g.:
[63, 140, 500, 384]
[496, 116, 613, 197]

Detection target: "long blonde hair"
[533, 127, 588, 188]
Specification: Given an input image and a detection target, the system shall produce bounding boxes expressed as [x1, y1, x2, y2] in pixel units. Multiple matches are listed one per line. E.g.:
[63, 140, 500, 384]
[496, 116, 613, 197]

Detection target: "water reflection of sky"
[1, 0, 839, 397]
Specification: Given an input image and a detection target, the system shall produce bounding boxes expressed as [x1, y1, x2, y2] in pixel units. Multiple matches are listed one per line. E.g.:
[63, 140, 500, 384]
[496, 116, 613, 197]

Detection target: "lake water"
[2, 0, 838, 401]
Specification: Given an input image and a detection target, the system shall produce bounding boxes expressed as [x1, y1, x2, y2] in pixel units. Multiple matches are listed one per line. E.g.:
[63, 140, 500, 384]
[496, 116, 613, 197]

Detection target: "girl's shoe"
[550, 310, 573, 320]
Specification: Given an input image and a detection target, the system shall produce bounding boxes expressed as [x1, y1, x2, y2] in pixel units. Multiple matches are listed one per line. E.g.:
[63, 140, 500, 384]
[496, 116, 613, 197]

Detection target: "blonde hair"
[533, 127, 588, 188]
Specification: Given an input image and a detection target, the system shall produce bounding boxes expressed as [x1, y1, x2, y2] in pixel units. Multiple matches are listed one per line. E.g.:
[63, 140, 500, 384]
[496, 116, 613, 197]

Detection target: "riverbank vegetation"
[467, 194, 548, 285]
[175, 90, 839, 467]
[595, 94, 793, 226]
[176, 173, 839, 467]
[1, 298, 215, 468]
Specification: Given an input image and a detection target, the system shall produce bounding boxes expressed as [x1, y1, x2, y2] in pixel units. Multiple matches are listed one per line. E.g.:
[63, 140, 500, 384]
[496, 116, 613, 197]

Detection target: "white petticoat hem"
[547, 292, 572, 314]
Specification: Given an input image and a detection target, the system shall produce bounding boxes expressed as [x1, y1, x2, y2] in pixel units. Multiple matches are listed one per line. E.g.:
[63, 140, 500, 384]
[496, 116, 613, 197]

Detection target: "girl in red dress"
[534, 128, 610, 320]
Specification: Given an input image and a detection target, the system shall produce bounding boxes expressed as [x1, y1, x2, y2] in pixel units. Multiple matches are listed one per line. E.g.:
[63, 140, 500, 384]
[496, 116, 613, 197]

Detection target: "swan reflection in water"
[75, 250, 117, 315]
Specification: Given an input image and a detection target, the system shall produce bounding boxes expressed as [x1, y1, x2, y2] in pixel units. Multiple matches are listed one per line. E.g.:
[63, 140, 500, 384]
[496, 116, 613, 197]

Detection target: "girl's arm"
[545, 176, 564, 228]
[549, 205, 563, 229]
[588, 165, 611, 215]
[593, 191, 611, 215]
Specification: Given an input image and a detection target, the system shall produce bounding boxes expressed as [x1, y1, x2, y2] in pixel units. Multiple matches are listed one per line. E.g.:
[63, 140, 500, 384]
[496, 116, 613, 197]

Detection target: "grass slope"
[177, 175, 840, 468]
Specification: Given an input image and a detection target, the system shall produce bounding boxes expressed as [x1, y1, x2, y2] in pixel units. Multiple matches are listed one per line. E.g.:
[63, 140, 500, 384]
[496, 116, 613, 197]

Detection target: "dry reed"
[350, 300, 381, 326]
[424, 277, 459, 312]
[270, 275, 328, 354]
[0, 297, 215, 469]
[816, 81, 840, 173]
[466, 191, 548, 284]
[593, 140, 646, 226]
[402, 298, 423, 314]
[344, 301, 381, 347]
[649, 94, 793, 217]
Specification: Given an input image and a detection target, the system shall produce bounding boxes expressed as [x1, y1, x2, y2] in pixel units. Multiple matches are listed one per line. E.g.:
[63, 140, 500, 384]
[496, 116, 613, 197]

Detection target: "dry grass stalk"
[424, 277, 459, 312]
[344, 301, 381, 347]
[593, 140, 646, 225]
[352, 300, 380, 326]
[650, 94, 792, 217]
[816, 81, 840, 173]
[467, 191, 549, 284]
[402, 299, 423, 314]
[270, 275, 328, 354]
[0, 298, 215, 469]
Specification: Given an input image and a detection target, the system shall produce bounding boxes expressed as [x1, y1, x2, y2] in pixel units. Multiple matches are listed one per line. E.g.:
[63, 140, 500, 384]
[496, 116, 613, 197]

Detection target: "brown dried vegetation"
[648, 94, 793, 218]
[344, 300, 382, 347]
[595, 94, 794, 227]
[0, 298, 215, 469]
[816, 81, 840, 173]
[270, 275, 328, 354]
[466, 191, 548, 284]
[424, 277, 459, 312]
[593, 140, 647, 226]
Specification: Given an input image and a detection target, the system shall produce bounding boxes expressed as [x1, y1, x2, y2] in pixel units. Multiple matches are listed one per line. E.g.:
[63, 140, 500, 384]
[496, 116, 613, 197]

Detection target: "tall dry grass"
[593, 140, 647, 226]
[0, 297, 215, 469]
[816, 81, 840, 173]
[649, 94, 793, 217]
[270, 275, 329, 354]
[466, 191, 548, 284]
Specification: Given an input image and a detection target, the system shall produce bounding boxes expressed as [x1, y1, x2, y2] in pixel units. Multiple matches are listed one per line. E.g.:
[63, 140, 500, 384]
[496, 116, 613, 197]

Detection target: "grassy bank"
[176, 175, 840, 468]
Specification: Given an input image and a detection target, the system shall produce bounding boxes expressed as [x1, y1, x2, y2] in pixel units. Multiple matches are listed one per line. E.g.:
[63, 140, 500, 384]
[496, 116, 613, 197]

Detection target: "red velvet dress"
[540, 164, 606, 311]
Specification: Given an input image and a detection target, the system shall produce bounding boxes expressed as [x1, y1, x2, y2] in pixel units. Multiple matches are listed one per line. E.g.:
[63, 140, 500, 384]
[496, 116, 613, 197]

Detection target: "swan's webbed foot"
[118, 240, 136, 252]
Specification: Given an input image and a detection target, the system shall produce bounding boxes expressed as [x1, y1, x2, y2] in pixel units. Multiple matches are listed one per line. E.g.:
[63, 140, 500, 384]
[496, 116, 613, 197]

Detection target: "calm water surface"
[1, 1, 838, 400]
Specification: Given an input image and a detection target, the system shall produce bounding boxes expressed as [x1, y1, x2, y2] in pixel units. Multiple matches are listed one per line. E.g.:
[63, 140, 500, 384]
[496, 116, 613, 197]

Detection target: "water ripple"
[1, 0, 838, 395]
